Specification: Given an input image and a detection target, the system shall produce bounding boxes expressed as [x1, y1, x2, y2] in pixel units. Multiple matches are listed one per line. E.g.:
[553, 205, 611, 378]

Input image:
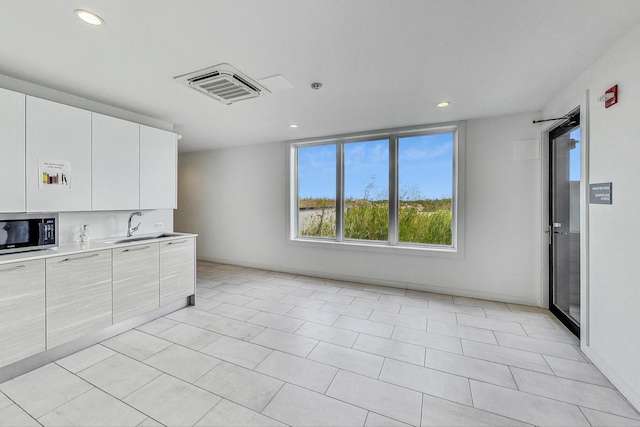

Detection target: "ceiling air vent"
[175, 63, 269, 105]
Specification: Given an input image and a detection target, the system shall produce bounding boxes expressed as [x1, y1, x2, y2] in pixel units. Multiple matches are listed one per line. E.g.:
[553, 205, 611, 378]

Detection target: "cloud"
[299, 145, 336, 174]
[344, 141, 389, 170]
[399, 142, 452, 161]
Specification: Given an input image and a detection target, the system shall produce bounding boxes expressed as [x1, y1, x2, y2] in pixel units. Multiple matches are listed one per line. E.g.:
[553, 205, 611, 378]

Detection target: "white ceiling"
[1, 1, 639, 152]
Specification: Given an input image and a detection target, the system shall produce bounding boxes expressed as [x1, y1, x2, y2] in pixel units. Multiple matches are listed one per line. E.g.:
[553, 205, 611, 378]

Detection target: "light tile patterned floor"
[1, 261, 639, 426]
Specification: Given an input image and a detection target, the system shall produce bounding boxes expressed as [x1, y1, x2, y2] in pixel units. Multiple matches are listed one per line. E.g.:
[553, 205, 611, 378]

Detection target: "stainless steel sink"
[104, 233, 183, 244]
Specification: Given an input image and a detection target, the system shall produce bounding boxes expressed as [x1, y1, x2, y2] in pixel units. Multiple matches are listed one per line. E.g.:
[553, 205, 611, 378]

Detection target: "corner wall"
[542, 22, 640, 409]
[176, 112, 543, 305]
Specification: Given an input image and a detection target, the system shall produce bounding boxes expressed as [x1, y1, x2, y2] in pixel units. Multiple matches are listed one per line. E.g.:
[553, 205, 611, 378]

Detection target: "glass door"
[549, 110, 581, 337]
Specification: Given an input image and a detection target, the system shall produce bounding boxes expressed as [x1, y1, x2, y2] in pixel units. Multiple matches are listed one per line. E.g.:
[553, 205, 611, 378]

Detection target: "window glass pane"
[344, 140, 389, 241]
[569, 127, 581, 181]
[398, 133, 453, 245]
[298, 144, 336, 238]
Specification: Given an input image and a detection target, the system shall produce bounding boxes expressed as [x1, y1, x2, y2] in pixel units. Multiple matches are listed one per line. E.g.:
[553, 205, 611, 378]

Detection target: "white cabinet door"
[0, 88, 26, 213]
[26, 96, 92, 212]
[0, 260, 45, 368]
[159, 237, 195, 306]
[46, 250, 112, 349]
[112, 243, 160, 323]
[140, 125, 177, 209]
[92, 113, 140, 211]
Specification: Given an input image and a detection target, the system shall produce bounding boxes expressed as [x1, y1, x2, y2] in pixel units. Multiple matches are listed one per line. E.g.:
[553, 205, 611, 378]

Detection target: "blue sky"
[569, 127, 581, 181]
[345, 139, 389, 200]
[298, 133, 454, 200]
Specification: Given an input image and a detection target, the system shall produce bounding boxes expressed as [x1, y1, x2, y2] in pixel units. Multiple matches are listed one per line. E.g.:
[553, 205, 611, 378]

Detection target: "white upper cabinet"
[0, 88, 26, 213]
[92, 113, 140, 211]
[6, 91, 176, 213]
[26, 96, 92, 212]
[140, 125, 177, 209]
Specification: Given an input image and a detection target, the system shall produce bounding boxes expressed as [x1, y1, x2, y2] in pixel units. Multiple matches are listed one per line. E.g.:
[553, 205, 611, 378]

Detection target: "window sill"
[288, 237, 464, 259]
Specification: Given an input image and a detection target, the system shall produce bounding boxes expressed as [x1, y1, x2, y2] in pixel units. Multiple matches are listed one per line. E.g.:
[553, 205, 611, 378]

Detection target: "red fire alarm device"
[605, 85, 618, 108]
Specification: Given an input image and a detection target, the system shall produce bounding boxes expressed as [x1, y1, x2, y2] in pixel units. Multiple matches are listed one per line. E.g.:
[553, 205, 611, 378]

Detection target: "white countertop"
[0, 232, 197, 265]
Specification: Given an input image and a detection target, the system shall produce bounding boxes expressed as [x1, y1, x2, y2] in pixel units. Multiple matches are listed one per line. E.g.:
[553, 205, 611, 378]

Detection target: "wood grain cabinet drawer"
[0, 259, 45, 368]
[45, 250, 112, 349]
[112, 243, 160, 324]
[159, 238, 195, 306]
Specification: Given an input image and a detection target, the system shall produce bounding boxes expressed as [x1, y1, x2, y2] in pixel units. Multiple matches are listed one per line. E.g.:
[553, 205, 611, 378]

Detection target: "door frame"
[540, 90, 590, 345]
[548, 110, 581, 337]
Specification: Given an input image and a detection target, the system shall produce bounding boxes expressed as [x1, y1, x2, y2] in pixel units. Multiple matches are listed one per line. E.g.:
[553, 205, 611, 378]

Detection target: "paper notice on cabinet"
[39, 159, 72, 191]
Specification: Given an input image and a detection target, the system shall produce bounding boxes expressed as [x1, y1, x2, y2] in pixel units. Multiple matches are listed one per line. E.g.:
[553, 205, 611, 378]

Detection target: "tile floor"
[1, 261, 639, 426]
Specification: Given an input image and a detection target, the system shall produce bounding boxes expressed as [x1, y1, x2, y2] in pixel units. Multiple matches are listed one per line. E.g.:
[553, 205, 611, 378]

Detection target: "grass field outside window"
[291, 122, 463, 252]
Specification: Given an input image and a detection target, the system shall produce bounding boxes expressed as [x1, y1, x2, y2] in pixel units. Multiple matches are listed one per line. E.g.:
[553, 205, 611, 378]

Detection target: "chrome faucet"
[127, 211, 143, 237]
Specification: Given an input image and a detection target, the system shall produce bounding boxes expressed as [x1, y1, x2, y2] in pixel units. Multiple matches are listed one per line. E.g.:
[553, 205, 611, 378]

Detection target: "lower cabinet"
[46, 250, 112, 349]
[0, 260, 45, 368]
[0, 235, 195, 371]
[112, 243, 160, 324]
[160, 237, 195, 306]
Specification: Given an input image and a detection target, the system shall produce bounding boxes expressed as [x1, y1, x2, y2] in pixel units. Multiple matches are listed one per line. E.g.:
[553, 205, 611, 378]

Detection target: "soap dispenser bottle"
[79, 224, 89, 242]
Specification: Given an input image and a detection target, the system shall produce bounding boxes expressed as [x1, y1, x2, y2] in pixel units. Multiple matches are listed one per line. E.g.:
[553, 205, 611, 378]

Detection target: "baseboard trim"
[581, 345, 640, 412]
[198, 256, 541, 307]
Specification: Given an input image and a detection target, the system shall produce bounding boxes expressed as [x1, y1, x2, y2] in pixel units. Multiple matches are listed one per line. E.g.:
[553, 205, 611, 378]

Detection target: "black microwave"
[0, 213, 58, 255]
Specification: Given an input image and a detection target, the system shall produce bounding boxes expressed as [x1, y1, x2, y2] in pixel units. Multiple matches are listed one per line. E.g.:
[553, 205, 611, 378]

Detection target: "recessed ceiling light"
[437, 101, 450, 108]
[74, 9, 104, 26]
[289, 124, 299, 128]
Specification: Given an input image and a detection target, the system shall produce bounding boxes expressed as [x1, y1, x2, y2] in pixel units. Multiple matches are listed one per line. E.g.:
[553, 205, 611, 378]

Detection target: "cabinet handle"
[0, 264, 26, 272]
[167, 240, 188, 245]
[59, 253, 100, 263]
[123, 245, 151, 253]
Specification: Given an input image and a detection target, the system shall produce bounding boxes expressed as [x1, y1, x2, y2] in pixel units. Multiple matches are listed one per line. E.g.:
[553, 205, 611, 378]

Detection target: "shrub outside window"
[398, 133, 454, 245]
[298, 144, 337, 238]
[344, 139, 389, 242]
[290, 122, 465, 254]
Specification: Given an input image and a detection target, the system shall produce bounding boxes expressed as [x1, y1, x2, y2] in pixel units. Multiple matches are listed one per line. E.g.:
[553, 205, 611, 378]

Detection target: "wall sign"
[590, 182, 612, 204]
[39, 159, 72, 191]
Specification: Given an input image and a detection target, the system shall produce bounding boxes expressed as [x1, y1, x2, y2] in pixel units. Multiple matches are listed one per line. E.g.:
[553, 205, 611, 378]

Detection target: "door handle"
[59, 253, 100, 263]
[123, 245, 151, 253]
[167, 240, 187, 245]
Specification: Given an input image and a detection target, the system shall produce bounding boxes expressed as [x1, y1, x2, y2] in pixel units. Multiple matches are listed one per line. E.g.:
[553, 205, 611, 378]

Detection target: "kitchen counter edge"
[0, 232, 198, 265]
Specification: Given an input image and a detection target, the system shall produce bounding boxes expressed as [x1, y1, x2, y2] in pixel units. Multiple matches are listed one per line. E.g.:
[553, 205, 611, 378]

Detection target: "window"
[290, 122, 464, 255]
[298, 144, 336, 238]
[344, 139, 389, 241]
[398, 133, 454, 245]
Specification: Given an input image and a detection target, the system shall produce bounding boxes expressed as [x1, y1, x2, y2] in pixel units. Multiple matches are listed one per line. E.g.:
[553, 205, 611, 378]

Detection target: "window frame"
[287, 121, 465, 259]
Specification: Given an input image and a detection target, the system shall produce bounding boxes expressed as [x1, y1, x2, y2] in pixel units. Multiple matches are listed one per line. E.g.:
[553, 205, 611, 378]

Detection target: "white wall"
[543, 22, 640, 410]
[176, 111, 543, 305]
